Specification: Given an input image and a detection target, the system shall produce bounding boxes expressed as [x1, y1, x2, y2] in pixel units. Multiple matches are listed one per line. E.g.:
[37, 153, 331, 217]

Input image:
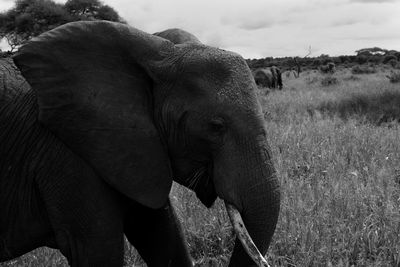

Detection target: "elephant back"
[154, 28, 201, 45]
[252, 68, 273, 88]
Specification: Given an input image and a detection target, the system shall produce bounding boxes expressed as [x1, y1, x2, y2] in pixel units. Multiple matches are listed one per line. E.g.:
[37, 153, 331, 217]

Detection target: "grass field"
[2, 67, 399, 267]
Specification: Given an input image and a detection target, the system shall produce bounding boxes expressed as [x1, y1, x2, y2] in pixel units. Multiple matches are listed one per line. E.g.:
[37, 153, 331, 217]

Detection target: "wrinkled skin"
[0, 58, 192, 266]
[253, 66, 283, 90]
[1, 21, 280, 267]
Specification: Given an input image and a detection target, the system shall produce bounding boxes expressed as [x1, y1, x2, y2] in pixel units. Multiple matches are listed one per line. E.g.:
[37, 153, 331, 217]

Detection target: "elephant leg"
[36, 145, 125, 267]
[124, 199, 193, 267]
[53, 226, 124, 267]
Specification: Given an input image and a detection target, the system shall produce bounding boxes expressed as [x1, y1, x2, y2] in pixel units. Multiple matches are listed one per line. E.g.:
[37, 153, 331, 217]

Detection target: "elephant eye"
[208, 118, 225, 134]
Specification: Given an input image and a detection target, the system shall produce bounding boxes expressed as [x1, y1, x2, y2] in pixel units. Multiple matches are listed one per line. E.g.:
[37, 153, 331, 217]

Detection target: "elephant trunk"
[225, 202, 270, 266]
[218, 137, 280, 266]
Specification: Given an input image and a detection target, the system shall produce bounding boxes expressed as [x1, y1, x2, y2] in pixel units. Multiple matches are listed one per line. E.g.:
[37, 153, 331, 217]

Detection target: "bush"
[388, 59, 399, 68]
[0, 51, 13, 58]
[343, 75, 361, 81]
[305, 76, 319, 84]
[383, 54, 397, 64]
[320, 76, 339, 86]
[386, 71, 400, 83]
[319, 62, 336, 74]
[317, 90, 400, 124]
[351, 65, 376, 74]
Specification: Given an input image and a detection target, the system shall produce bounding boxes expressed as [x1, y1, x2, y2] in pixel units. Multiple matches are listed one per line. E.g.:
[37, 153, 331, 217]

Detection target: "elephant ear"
[13, 21, 175, 209]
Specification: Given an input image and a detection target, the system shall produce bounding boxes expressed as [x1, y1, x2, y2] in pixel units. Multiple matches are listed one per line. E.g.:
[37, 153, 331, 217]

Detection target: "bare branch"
[291, 45, 312, 78]
[304, 45, 312, 58]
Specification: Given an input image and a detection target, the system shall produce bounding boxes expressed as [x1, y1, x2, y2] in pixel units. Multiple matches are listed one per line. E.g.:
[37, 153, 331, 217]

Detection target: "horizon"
[1, 0, 400, 58]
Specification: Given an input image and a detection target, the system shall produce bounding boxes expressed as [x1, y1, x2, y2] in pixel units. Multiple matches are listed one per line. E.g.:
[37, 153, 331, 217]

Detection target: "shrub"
[383, 54, 397, 64]
[319, 62, 336, 74]
[343, 75, 361, 81]
[305, 76, 319, 84]
[320, 76, 339, 86]
[351, 65, 376, 74]
[387, 58, 399, 69]
[386, 71, 400, 83]
[317, 90, 400, 124]
[0, 51, 13, 58]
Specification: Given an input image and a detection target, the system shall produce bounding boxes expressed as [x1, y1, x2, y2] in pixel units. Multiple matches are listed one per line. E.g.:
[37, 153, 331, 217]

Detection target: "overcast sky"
[1, 0, 400, 58]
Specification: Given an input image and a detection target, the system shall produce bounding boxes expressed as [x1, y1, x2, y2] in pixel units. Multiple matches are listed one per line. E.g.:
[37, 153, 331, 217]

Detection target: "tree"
[388, 59, 398, 68]
[0, 0, 71, 51]
[312, 58, 321, 67]
[356, 55, 368, 65]
[64, 0, 122, 22]
[0, 0, 123, 51]
[65, 0, 100, 16]
[96, 5, 120, 21]
[356, 47, 387, 56]
[383, 55, 397, 64]
[291, 46, 312, 78]
[393, 52, 400, 61]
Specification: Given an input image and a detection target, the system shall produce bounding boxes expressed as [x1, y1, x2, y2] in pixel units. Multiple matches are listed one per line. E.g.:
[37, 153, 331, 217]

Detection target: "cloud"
[350, 0, 395, 3]
[330, 19, 360, 27]
[352, 34, 400, 40]
[238, 18, 276, 30]
[203, 32, 224, 47]
[221, 16, 276, 31]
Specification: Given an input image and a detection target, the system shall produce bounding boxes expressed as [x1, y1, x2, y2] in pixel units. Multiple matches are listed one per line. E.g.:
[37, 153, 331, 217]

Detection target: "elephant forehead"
[216, 76, 259, 112]
[212, 58, 257, 108]
[177, 45, 259, 110]
[180, 45, 246, 75]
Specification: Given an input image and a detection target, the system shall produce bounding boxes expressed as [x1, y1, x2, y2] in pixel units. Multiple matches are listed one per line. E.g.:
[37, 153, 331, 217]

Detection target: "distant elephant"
[270, 66, 283, 89]
[1, 21, 280, 267]
[253, 68, 273, 89]
[319, 62, 335, 74]
[253, 66, 282, 90]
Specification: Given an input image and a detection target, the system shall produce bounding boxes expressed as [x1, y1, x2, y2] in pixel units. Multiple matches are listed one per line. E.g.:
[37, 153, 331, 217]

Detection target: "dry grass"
[2, 68, 400, 267]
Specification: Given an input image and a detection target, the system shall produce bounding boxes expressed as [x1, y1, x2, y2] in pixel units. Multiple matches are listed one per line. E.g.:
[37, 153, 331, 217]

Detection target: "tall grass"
[260, 69, 400, 266]
[2, 68, 399, 266]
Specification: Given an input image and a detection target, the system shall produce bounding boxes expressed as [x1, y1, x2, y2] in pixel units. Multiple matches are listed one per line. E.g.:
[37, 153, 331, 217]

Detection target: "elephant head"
[14, 21, 280, 266]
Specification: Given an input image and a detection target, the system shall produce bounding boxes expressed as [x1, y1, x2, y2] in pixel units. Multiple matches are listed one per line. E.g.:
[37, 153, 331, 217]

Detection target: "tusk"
[225, 201, 271, 267]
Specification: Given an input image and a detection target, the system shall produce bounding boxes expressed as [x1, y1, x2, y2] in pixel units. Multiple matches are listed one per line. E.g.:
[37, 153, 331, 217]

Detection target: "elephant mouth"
[183, 164, 270, 266]
[186, 163, 217, 207]
[225, 202, 271, 267]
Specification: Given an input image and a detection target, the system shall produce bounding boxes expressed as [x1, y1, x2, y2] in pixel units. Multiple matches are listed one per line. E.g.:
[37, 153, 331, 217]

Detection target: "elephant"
[253, 68, 273, 89]
[253, 66, 282, 90]
[270, 66, 283, 89]
[1, 21, 280, 267]
[319, 62, 336, 74]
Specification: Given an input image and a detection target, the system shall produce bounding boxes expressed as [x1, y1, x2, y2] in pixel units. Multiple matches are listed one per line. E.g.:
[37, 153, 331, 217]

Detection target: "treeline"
[0, 0, 124, 51]
[247, 47, 400, 71]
